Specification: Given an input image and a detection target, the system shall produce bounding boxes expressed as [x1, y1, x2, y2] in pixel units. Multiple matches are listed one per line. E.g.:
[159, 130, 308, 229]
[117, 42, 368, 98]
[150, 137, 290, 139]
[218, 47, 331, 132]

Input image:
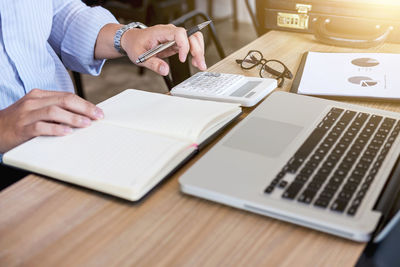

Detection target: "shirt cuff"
[61, 6, 118, 75]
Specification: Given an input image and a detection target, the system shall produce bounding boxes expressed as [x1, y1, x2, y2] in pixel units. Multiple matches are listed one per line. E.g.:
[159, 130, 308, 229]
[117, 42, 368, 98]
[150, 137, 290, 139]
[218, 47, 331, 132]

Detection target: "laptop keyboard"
[264, 107, 400, 216]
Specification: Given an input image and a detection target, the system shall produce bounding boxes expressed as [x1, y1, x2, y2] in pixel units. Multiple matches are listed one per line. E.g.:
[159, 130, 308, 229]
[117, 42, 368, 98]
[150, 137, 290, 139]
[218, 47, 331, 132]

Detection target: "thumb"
[141, 57, 170, 76]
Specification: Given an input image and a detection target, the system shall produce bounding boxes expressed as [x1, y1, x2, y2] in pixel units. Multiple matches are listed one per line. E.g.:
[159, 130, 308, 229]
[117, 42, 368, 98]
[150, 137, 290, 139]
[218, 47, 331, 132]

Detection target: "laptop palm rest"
[223, 117, 303, 158]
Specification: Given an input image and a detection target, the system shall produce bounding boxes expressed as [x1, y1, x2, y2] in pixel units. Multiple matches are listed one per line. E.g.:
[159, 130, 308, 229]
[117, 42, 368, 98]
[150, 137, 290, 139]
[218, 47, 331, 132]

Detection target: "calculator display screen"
[229, 81, 262, 97]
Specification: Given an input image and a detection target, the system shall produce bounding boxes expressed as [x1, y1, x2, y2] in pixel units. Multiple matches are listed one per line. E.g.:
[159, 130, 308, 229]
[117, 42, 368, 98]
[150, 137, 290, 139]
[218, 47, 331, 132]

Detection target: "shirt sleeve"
[49, 0, 118, 75]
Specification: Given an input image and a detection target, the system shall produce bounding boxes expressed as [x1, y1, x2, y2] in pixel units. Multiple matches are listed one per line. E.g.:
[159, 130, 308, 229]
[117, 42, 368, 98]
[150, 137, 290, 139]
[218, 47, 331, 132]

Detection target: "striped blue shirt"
[0, 0, 117, 162]
[0, 0, 118, 110]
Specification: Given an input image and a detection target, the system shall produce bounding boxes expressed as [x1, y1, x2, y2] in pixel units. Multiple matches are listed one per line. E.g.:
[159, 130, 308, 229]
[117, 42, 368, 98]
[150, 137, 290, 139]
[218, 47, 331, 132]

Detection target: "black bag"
[255, 0, 400, 48]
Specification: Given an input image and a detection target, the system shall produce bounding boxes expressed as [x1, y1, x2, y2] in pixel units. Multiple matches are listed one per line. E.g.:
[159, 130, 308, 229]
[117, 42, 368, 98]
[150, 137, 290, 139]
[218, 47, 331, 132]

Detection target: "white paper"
[4, 123, 191, 199]
[298, 52, 400, 99]
[98, 89, 240, 142]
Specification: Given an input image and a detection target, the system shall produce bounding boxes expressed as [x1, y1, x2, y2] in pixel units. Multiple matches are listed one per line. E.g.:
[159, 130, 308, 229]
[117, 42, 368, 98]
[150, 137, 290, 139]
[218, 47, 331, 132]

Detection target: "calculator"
[170, 72, 277, 107]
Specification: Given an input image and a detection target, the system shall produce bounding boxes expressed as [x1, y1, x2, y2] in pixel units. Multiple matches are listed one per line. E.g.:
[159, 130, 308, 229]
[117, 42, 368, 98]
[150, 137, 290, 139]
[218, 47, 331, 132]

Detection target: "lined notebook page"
[98, 89, 240, 142]
[4, 123, 192, 200]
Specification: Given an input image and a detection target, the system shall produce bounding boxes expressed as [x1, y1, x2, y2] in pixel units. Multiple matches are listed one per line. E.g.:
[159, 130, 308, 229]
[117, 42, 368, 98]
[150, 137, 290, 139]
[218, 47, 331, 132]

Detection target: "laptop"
[179, 91, 400, 242]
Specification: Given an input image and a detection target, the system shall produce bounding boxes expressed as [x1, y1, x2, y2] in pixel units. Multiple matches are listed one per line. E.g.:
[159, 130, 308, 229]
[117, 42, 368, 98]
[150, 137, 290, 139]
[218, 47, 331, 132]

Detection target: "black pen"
[135, 21, 211, 64]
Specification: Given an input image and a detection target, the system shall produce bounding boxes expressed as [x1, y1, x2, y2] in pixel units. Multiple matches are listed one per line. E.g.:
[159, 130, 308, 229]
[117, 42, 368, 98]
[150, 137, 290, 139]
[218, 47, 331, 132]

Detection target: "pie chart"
[351, 58, 379, 67]
[348, 76, 378, 87]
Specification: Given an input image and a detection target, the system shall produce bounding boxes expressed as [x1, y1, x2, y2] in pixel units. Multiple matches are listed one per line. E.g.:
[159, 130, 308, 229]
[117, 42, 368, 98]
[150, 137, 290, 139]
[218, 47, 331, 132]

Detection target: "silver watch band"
[114, 22, 147, 56]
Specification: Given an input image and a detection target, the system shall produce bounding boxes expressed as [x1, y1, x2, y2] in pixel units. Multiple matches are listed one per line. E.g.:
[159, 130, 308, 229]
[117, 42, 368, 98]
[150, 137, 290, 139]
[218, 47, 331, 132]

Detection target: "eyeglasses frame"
[235, 50, 293, 88]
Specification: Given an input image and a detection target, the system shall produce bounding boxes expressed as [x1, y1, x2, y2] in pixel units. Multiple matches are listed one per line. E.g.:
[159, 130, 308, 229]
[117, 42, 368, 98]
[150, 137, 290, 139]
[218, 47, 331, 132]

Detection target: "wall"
[195, 0, 255, 23]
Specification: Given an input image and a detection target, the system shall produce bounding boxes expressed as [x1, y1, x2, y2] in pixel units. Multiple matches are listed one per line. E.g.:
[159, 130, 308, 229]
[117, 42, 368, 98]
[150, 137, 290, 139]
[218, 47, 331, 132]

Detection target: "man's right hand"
[0, 89, 104, 154]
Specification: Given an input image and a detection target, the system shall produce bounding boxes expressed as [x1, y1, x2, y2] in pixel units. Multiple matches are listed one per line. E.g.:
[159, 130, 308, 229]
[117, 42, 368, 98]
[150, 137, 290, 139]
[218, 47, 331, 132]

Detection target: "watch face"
[128, 22, 147, 29]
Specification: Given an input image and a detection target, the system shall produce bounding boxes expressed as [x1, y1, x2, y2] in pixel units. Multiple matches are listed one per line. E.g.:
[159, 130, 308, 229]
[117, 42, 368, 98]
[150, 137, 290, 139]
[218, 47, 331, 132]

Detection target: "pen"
[135, 20, 212, 64]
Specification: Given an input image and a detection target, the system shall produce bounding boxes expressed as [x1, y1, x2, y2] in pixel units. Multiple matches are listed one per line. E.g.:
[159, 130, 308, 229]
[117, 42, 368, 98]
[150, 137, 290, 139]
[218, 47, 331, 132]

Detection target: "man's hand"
[94, 23, 207, 76]
[0, 89, 104, 153]
[121, 24, 207, 76]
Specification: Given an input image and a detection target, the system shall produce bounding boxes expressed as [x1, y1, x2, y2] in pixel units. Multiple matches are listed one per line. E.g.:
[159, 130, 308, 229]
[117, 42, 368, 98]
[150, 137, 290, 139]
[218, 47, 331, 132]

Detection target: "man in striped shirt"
[0, 0, 206, 155]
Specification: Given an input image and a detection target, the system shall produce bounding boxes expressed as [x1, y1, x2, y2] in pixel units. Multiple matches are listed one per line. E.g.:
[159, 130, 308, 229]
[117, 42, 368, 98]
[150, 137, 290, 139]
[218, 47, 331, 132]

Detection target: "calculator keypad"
[172, 72, 245, 96]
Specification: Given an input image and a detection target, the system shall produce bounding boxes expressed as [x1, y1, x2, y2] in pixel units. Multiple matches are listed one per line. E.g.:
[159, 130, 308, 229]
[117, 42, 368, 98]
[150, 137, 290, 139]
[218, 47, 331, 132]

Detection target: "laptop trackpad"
[223, 117, 303, 157]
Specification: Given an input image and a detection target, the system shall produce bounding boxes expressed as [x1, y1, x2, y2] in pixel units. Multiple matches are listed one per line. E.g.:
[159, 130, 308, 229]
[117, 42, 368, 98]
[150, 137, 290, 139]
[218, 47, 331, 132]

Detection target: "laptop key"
[343, 182, 358, 192]
[347, 205, 358, 216]
[331, 199, 348, 213]
[294, 174, 309, 183]
[314, 197, 330, 208]
[282, 182, 304, 199]
[297, 189, 317, 204]
[320, 189, 335, 199]
[292, 115, 336, 168]
[341, 110, 357, 123]
[352, 196, 363, 207]
[271, 178, 280, 186]
[338, 190, 353, 201]
[278, 180, 288, 188]
[325, 182, 340, 192]
[382, 117, 395, 128]
[307, 181, 322, 191]
[264, 186, 274, 194]
[367, 115, 383, 128]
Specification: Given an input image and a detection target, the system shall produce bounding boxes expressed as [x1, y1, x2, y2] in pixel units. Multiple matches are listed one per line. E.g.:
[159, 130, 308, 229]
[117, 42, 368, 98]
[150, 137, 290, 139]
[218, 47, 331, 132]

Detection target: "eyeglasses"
[235, 50, 293, 87]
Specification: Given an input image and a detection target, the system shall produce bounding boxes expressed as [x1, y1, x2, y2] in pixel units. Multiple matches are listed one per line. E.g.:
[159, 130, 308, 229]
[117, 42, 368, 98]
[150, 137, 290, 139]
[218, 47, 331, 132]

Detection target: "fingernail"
[159, 65, 168, 76]
[201, 62, 207, 70]
[64, 127, 73, 134]
[81, 117, 91, 126]
[94, 108, 104, 119]
[182, 54, 187, 62]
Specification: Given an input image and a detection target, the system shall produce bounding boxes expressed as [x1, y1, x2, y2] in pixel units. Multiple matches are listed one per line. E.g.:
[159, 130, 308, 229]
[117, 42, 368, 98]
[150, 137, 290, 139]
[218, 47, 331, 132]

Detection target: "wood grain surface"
[2, 31, 400, 267]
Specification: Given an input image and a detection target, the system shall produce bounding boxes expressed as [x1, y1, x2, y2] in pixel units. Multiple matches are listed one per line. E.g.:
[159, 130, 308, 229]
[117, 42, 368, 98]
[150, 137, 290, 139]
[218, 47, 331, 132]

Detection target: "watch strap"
[114, 22, 147, 55]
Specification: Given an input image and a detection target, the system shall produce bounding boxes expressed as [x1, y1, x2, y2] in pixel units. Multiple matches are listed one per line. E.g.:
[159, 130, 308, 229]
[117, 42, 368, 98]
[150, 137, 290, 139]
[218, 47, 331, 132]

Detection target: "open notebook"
[3, 89, 241, 201]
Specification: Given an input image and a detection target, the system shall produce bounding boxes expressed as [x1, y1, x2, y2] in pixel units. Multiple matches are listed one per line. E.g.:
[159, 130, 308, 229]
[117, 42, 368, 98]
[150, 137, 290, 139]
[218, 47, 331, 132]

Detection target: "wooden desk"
[2, 31, 400, 266]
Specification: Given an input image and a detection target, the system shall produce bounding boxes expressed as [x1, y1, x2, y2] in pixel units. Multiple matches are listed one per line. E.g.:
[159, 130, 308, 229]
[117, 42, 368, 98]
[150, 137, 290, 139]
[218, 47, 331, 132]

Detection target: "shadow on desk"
[0, 164, 29, 190]
[356, 220, 400, 267]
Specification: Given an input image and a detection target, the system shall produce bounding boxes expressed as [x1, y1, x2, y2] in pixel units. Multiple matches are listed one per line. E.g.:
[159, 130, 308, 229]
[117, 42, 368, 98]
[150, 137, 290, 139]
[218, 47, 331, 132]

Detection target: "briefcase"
[255, 0, 400, 48]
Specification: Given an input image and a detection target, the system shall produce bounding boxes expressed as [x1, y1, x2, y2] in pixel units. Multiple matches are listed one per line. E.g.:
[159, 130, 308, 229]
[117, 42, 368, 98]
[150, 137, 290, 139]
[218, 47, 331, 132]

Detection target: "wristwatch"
[114, 22, 147, 56]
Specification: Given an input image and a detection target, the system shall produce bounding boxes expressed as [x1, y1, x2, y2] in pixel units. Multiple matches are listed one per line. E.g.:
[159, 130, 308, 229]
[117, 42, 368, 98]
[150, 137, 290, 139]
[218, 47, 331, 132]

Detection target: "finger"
[191, 32, 205, 52]
[27, 88, 68, 99]
[27, 105, 92, 128]
[153, 45, 180, 59]
[44, 93, 103, 120]
[24, 121, 73, 139]
[24, 90, 104, 120]
[191, 57, 198, 68]
[189, 33, 207, 70]
[141, 57, 170, 76]
[173, 26, 190, 62]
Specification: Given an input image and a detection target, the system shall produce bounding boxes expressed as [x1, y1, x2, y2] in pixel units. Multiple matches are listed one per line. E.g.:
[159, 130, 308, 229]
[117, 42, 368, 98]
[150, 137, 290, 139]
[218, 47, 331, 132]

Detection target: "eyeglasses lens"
[261, 60, 286, 78]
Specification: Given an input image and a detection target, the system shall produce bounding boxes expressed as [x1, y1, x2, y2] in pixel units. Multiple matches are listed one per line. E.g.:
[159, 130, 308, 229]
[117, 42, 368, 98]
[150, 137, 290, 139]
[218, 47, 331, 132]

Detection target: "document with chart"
[293, 52, 400, 100]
